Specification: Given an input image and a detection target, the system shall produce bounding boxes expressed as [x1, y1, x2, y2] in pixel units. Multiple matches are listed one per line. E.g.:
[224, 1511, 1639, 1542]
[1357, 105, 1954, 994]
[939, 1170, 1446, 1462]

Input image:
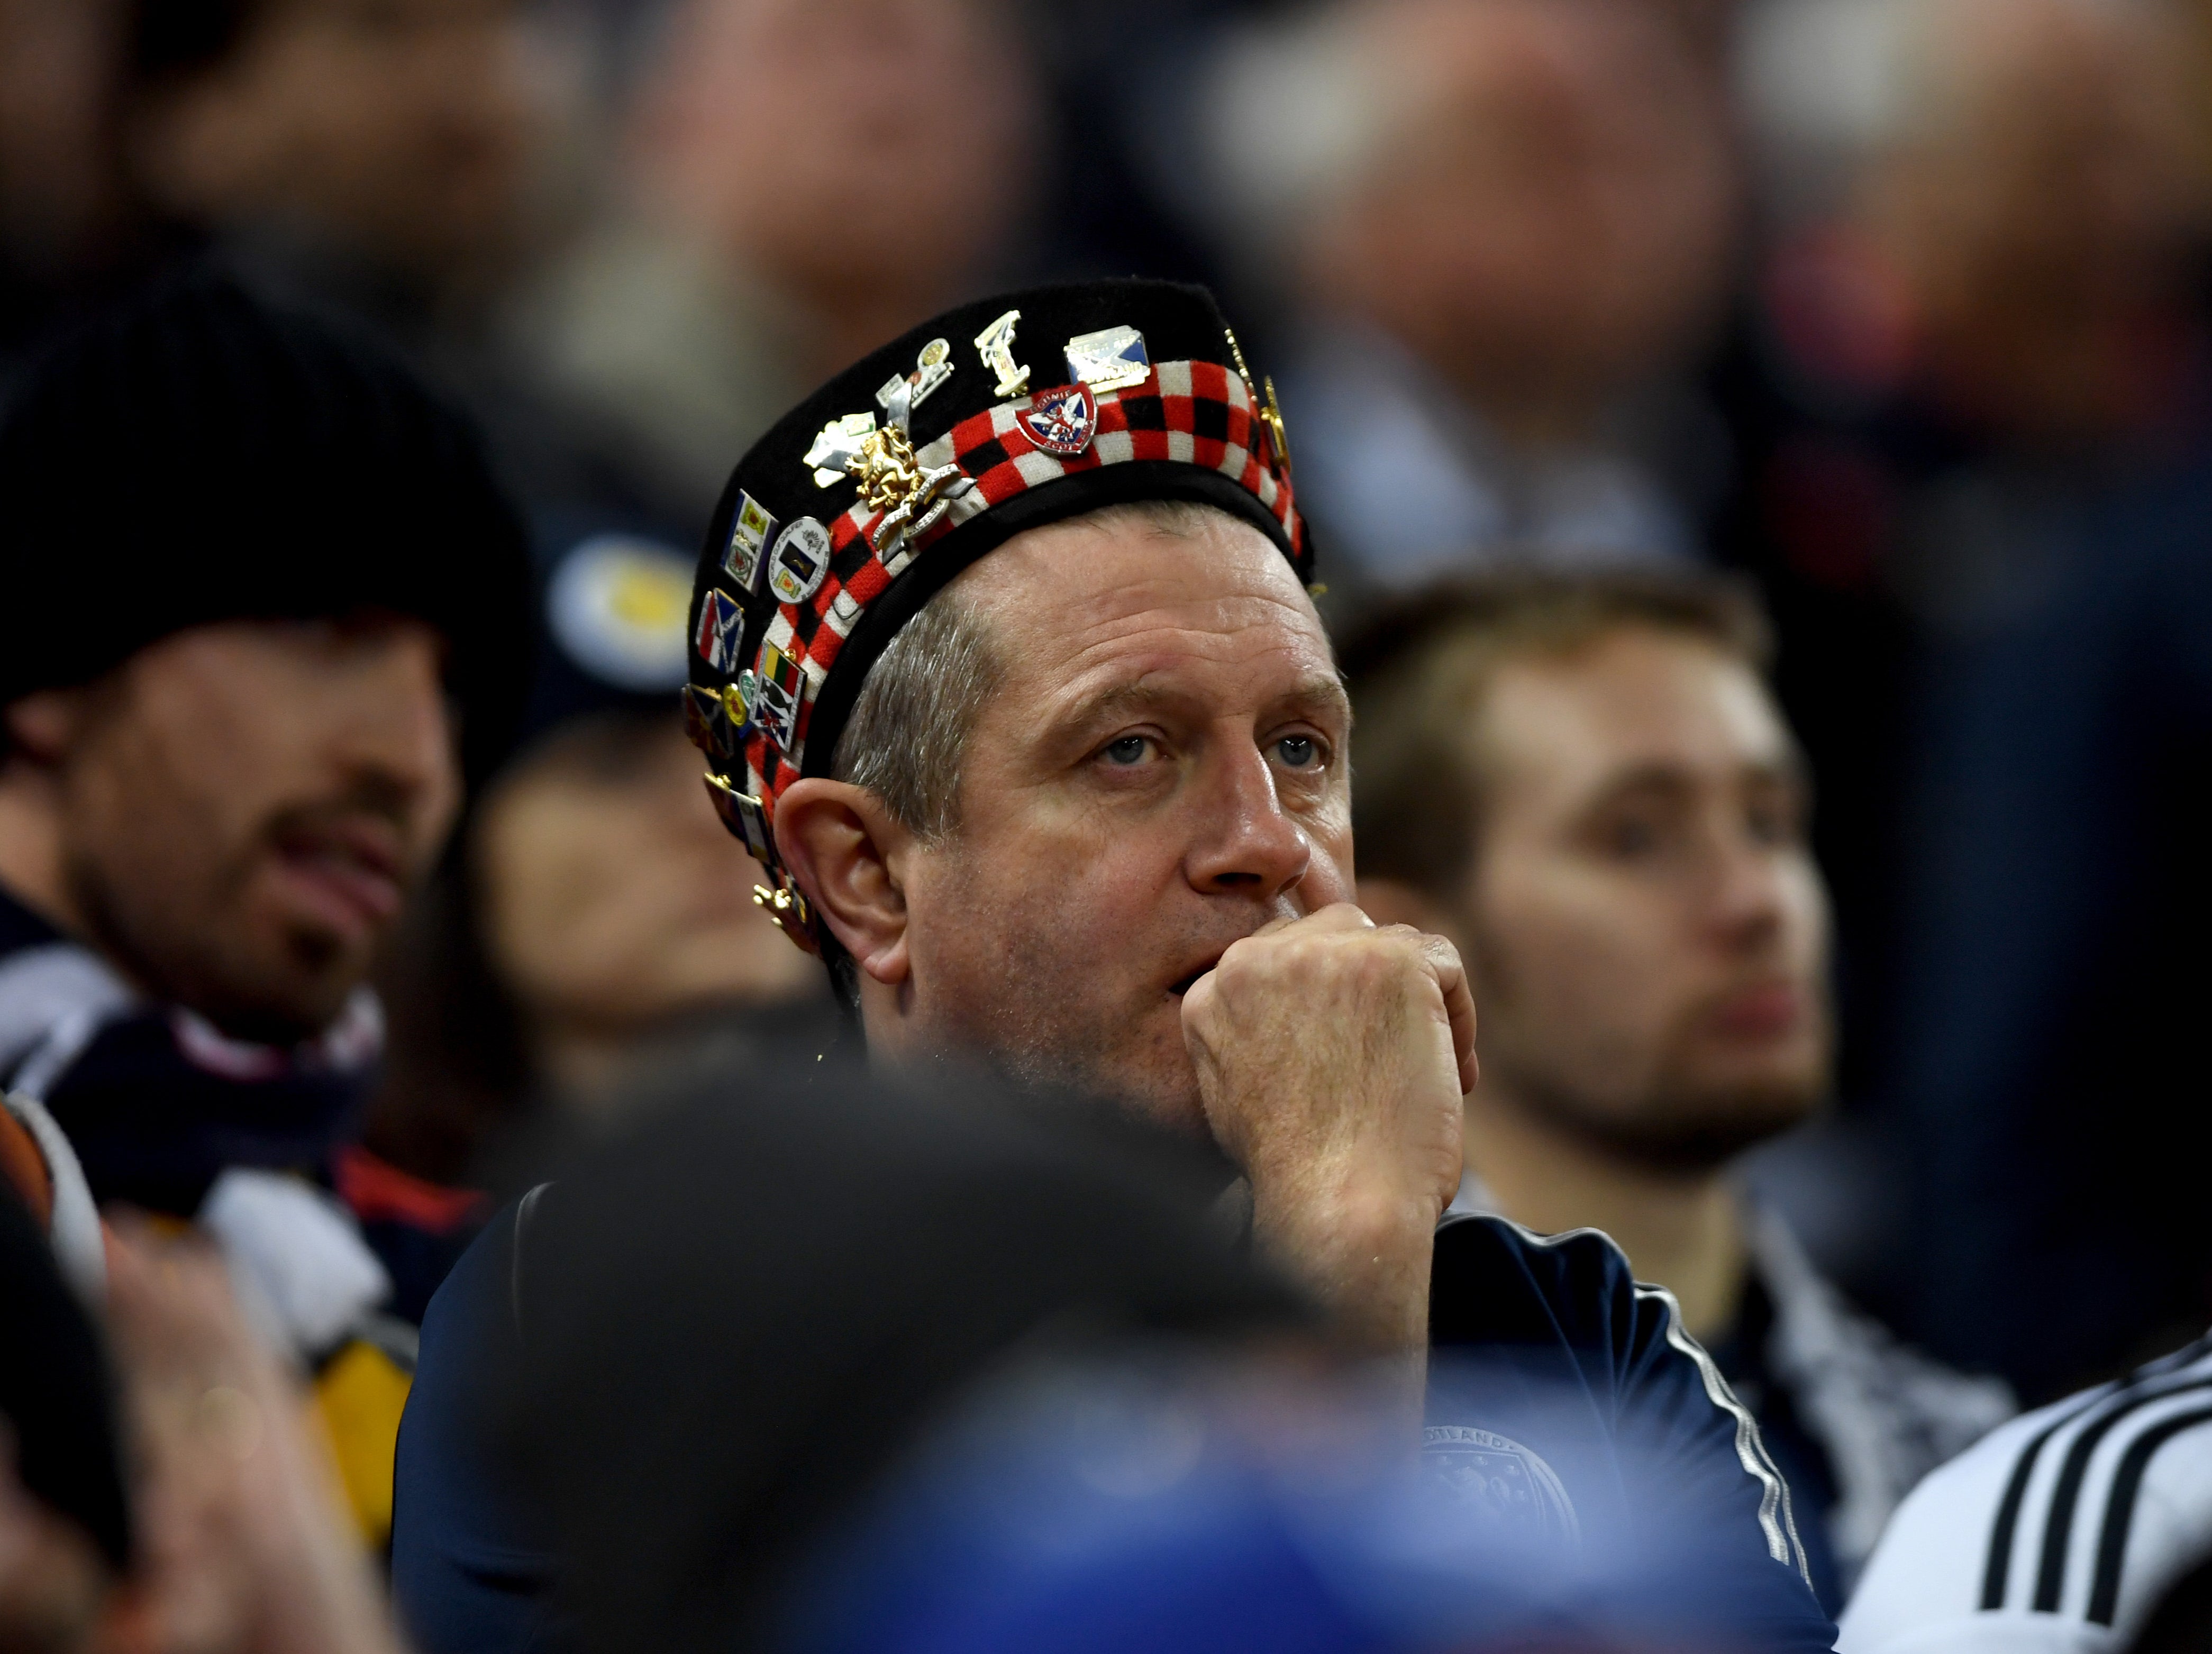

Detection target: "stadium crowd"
[4, 0, 2212, 1650]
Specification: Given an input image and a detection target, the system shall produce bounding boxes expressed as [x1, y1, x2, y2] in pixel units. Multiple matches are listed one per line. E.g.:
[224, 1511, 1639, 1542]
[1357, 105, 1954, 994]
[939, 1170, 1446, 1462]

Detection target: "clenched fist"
[1181, 904, 1476, 1358]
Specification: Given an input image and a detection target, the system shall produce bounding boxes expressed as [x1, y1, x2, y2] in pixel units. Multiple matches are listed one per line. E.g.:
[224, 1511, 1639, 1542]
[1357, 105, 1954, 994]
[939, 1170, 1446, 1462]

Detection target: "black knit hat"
[0, 266, 533, 782]
[682, 278, 1309, 952]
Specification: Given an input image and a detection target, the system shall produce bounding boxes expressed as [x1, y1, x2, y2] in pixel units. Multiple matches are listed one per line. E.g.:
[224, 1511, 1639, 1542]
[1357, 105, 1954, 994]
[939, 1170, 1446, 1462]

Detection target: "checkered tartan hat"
[684, 278, 1312, 953]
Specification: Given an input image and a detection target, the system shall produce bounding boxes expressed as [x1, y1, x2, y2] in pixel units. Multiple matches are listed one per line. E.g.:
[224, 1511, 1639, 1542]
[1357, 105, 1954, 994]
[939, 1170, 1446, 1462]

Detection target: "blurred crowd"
[6, 0, 2212, 1650]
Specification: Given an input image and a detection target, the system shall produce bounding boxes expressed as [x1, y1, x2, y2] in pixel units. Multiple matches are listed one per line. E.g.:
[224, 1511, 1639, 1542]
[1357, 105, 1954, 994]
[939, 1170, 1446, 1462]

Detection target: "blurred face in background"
[629, 0, 1037, 369]
[473, 715, 823, 1093]
[3, 615, 461, 1042]
[132, 0, 561, 290]
[1859, 0, 2198, 442]
[1309, 0, 1736, 440]
[1447, 629, 1829, 1170]
[0, 0, 126, 273]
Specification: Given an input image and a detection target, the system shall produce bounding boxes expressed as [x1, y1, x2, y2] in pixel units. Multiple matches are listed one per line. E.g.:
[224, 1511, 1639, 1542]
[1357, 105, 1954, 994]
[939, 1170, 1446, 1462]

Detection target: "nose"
[1184, 738, 1312, 902]
[1705, 833, 1791, 955]
[335, 622, 461, 828]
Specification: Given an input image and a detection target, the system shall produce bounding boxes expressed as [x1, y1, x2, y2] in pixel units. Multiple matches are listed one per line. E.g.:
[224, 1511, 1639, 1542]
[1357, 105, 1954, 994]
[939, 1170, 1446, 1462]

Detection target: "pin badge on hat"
[805, 412, 877, 489]
[974, 308, 1029, 398]
[1064, 324, 1150, 393]
[768, 517, 832, 603]
[752, 639, 803, 753]
[694, 588, 745, 673]
[877, 337, 954, 415]
[684, 683, 744, 765]
[1019, 382, 1097, 456]
[723, 492, 777, 592]
[703, 772, 775, 862]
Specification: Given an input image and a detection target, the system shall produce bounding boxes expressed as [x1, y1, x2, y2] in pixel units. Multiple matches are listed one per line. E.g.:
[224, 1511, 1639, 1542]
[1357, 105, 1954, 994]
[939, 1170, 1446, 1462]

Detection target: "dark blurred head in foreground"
[498, 1045, 1301, 1653]
[502, 1047, 1772, 1654]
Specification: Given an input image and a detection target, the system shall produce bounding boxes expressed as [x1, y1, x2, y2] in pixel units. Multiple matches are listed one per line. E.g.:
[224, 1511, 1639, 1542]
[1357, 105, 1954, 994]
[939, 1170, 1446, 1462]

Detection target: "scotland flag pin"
[1018, 383, 1097, 457]
[1064, 324, 1150, 393]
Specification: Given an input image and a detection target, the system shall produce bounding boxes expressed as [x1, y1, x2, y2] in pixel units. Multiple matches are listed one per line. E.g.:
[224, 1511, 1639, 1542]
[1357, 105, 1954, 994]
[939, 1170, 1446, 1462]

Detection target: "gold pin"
[1223, 326, 1290, 467]
[974, 308, 1029, 399]
[752, 881, 819, 953]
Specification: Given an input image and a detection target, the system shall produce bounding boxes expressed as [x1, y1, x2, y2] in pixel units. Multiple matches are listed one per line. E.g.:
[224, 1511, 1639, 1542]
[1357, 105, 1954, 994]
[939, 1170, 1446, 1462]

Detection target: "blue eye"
[1276, 734, 1319, 767]
[1104, 735, 1150, 765]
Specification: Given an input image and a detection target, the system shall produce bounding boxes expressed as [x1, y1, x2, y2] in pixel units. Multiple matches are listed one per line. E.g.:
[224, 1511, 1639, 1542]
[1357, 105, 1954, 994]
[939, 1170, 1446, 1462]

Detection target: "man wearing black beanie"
[0, 266, 530, 1544]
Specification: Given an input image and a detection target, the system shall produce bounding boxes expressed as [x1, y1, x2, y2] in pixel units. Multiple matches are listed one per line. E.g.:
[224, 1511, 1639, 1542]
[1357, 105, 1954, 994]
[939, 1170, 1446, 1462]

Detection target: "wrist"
[1248, 1154, 1436, 1355]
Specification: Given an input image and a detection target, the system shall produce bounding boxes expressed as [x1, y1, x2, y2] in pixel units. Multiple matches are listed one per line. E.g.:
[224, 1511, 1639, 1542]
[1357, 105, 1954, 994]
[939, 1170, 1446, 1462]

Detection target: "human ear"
[773, 779, 914, 985]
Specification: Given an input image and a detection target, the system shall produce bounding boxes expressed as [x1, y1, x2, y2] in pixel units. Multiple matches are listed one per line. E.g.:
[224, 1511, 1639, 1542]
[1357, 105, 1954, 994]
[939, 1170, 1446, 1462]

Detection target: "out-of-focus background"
[9, 0, 2212, 1406]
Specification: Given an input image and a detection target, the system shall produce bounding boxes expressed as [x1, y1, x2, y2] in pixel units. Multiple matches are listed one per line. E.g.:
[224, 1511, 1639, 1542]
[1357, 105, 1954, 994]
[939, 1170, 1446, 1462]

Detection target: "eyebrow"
[1589, 751, 1812, 802]
[1048, 672, 1351, 739]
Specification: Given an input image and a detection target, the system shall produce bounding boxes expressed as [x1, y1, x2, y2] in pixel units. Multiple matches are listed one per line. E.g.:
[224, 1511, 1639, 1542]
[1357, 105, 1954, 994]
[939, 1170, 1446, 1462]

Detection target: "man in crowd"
[1842, 1330, 2212, 1651]
[395, 278, 1834, 1650]
[1343, 573, 2013, 1610]
[1195, 0, 1737, 586]
[0, 266, 529, 1540]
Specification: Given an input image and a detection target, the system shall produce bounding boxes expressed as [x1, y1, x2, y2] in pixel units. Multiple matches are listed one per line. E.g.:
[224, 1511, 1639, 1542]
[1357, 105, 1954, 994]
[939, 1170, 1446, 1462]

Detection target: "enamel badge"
[804, 412, 876, 489]
[683, 683, 743, 765]
[974, 308, 1030, 399]
[703, 773, 774, 862]
[768, 517, 832, 604]
[877, 337, 954, 416]
[752, 640, 803, 753]
[1019, 383, 1097, 456]
[723, 492, 776, 592]
[694, 588, 745, 673]
[1064, 324, 1150, 393]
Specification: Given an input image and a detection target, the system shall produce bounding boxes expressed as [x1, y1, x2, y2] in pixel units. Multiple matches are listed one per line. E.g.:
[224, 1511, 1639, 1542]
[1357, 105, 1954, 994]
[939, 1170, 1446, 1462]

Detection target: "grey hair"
[830, 582, 1004, 842]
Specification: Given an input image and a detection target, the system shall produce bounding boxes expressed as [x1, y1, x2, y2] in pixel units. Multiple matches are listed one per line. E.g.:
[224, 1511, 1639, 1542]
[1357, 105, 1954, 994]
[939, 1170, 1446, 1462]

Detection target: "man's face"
[37, 615, 461, 1041]
[1460, 628, 1829, 1168]
[889, 511, 1352, 1134]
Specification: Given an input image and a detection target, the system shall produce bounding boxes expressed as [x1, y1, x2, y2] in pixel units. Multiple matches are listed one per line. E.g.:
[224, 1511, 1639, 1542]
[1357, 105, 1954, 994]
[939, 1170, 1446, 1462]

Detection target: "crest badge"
[1064, 324, 1150, 393]
[768, 517, 832, 604]
[693, 588, 745, 674]
[1018, 383, 1097, 456]
[723, 492, 776, 592]
[752, 640, 804, 753]
[973, 308, 1030, 399]
[1422, 1427, 1581, 1545]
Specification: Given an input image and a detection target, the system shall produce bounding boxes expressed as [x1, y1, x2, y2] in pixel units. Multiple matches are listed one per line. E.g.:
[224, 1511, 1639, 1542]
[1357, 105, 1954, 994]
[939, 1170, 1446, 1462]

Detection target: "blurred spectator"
[360, 532, 827, 1208]
[1193, 0, 1738, 588]
[0, 270, 529, 1542]
[0, 0, 149, 380]
[0, 1173, 126, 1654]
[500, 0, 1041, 532]
[123, 0, 565, 319]
[1840, 1330, 2212, 1652]
[1346, 572, 2012, 1611]
[1731, 0, 2212, 1395]
[2, 1159, 408, 1654]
